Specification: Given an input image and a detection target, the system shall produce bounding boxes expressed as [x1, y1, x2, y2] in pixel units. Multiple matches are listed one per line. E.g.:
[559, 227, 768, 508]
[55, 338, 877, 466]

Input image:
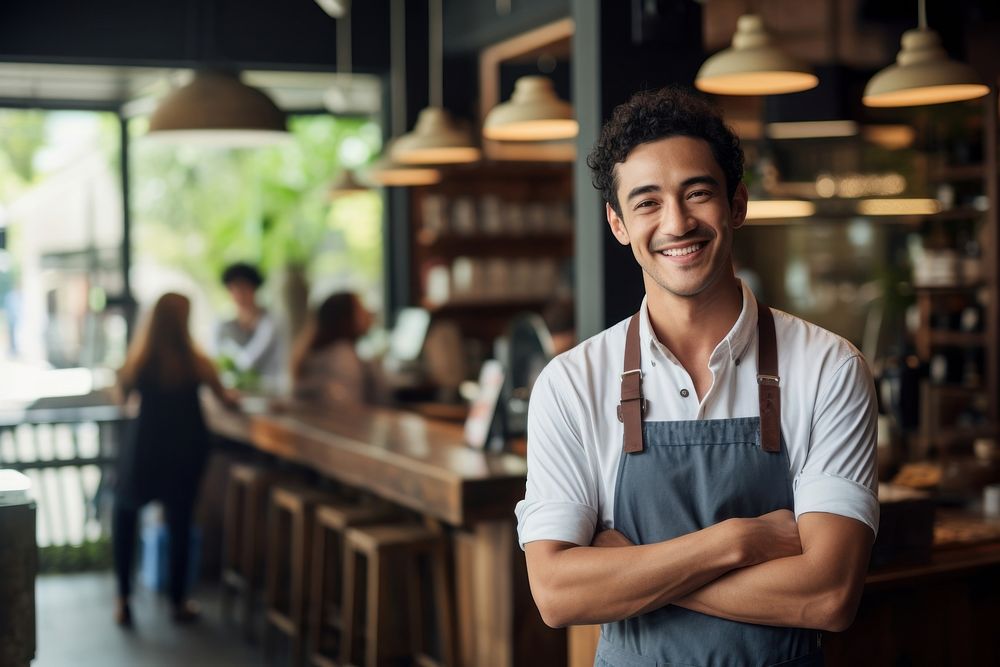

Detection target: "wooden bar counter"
[204, 398, 564, 667]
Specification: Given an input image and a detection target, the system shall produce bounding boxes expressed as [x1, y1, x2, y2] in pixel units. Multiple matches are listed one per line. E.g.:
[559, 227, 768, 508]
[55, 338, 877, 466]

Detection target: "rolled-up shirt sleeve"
[515, 361, 599, 549]
[794, 354, 880, 536]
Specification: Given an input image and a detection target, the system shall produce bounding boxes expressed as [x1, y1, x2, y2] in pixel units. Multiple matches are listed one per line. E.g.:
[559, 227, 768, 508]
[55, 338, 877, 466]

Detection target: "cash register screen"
[389, 307, 431, 362]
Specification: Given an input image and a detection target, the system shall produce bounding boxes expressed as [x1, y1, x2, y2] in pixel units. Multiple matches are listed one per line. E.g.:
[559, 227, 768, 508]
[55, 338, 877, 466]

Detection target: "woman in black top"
[113, 292, 237, 626]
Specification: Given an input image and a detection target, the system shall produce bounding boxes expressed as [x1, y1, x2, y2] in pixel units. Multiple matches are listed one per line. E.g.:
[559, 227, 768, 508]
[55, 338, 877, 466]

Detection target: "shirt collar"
[637, 279, 758, 365]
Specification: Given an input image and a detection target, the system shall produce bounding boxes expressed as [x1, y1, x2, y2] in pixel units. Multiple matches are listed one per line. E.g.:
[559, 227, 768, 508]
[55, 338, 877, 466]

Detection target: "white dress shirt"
[515, 281, 879, 549]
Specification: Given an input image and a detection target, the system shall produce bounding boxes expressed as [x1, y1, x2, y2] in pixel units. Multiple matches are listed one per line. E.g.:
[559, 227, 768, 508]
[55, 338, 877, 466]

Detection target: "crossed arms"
[524, 510, 873, 632]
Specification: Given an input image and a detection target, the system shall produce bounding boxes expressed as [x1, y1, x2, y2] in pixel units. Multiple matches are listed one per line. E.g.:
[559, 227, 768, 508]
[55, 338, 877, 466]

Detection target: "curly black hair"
[587, 86, 744, 217]
[221, 262, 264, 289]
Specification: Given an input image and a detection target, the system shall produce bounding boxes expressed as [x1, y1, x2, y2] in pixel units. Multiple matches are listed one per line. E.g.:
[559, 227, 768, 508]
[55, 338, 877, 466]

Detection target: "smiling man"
[515, 87, 878, 666]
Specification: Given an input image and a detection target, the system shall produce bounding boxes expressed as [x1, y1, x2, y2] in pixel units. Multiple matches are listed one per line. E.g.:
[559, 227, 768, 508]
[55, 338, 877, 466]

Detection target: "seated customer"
[290, 292, 384, 405]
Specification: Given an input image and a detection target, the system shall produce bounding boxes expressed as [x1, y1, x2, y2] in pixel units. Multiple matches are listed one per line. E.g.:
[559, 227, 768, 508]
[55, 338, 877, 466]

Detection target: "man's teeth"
[661, 242, 705, 257]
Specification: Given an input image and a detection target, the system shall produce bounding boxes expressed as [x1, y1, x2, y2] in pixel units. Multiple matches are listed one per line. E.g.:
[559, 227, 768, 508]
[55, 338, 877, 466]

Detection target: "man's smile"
[658, 241, 707, 257]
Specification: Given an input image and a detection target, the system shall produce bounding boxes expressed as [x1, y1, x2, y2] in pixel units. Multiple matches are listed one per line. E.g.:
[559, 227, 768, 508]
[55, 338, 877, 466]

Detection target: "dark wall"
[443, 0, 569, 55]
[0, 0, 391, 72]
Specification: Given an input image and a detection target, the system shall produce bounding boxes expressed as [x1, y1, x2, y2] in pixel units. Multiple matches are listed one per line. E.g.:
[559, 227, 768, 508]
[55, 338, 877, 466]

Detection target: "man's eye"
[688, 190, 712, 200]
[635, 200, 657, 209]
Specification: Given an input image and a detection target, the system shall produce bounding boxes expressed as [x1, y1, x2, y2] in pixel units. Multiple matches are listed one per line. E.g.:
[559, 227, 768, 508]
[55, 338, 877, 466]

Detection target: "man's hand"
[740, 509, 803, 565]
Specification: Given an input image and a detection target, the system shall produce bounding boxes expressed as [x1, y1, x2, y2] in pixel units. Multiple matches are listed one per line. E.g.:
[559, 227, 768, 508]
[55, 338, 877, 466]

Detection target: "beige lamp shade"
[367, 152, 442, 186]
[390, 107, 481, 165]
[147, 70, 289, 146]
[863, 28, 988, 107]
[695, 15, 818, 96]
[483, 76, 578, 141]
[328, 169, 369, 198]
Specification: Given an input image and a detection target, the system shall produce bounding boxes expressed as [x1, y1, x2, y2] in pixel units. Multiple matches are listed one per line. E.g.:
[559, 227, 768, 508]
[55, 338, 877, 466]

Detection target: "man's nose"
[658, 198, 698, 237]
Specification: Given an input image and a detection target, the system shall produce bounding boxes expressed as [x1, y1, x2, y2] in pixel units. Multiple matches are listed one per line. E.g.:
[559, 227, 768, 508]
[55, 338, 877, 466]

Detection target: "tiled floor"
[34, 572, 264, 667]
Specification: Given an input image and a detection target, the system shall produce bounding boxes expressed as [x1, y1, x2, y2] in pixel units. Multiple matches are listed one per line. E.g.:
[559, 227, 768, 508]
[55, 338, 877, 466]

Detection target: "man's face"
[226, 280, 258, 311]
[606, 135, 747, 300]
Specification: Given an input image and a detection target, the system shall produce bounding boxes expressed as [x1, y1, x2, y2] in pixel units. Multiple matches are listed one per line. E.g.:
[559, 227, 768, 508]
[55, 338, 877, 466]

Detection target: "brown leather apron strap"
[619, 313, 646, 454]
[756, 298, 781, 453]
[619, 297, 782, 455]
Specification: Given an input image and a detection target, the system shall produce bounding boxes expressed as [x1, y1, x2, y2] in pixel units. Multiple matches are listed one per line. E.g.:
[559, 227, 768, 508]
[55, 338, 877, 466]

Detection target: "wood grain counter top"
[203, 398, 528, 527]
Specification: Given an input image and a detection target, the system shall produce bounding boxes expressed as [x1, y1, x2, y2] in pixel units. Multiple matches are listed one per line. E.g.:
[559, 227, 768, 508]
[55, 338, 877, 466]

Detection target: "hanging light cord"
[390, 0, 406, 136]
[429, 0, 443, 108]
[337, 12, 352, 75]
[918, 0, 928, 30]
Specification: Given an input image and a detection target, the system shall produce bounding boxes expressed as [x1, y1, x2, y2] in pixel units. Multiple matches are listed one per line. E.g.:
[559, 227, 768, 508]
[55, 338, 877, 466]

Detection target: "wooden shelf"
[928, 331, 986, 347]
[409, 162, 573, 346]
[912, 283, 985, 294]
[930, 163, 985, 182]
[417, 233, 572, 257]
[912, 426, 996, 449]
[925, 384, 989, 398]
[932, 207, 986, 221]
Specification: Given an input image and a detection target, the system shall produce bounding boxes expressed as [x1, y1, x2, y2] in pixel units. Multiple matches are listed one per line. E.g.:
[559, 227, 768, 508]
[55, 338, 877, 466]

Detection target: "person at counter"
[290, 291, 385, 406]
[516, 87, 878, 666]
[215, 262, 284, 391]
[113, 293, 238, 627]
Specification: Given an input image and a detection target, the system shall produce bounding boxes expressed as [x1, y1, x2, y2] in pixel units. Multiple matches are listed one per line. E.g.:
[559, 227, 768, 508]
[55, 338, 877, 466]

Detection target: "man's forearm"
[675, 513, 874, 632]
[526, 520, 748, 627]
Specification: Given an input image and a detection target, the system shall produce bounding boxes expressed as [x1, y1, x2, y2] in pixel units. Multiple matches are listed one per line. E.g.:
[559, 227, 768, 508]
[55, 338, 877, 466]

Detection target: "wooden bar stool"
[307, 502, 397, 667]
[340, 524, 456, 667]
[221, 461, 281, 641]
[263, 484, 339, 667]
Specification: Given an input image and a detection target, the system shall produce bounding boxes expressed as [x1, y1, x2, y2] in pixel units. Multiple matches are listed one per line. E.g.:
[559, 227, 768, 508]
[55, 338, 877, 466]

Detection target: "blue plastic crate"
[139, 522, 202, 593]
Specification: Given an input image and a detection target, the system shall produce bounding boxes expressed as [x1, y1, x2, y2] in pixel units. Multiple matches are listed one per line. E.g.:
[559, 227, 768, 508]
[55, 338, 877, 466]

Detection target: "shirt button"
[679, 388, 690, 398]
[651, 360, 656, 367]
[735, 358, 741, 366]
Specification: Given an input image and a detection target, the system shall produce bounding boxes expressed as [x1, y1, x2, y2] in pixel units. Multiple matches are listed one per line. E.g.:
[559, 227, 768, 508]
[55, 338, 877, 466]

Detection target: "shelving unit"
[408, 161, 574, 362]
[909, 91, 999, 462]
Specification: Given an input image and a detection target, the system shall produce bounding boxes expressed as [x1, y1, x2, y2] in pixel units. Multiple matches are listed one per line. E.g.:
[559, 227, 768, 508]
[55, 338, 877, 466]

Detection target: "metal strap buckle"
[617, 399, 648, 422]
[621, 368, 643, 381]
[757, 374, 780, 386]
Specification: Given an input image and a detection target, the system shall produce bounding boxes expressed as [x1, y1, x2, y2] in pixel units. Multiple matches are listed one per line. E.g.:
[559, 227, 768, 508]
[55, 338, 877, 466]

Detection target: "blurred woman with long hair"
[113, 292, 236, 626]
[290, 292, 383, 405]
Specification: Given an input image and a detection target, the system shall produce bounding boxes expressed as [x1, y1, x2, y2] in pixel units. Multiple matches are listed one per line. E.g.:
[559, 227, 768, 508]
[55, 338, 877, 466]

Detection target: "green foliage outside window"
[130, 114, 384, 309]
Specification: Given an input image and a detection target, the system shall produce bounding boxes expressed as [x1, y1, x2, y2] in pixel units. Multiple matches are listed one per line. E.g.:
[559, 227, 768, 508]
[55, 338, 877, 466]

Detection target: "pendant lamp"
[695, 15, 817, 96]
[328, 168, 369, 198]
[147, 70, 290, 147]
[326, 9, 371, 197]
[390, 0, 480, 165]
[367, 0, 442, 186]
[369, 143, 442, 185]
[483, 76, 578, 141]
[862, 0, 987, 107]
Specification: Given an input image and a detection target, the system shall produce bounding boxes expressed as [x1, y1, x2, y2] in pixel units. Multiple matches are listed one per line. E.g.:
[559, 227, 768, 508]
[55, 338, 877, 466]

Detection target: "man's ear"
[731, 182, 749, 230]
[606, 203, 630, 246]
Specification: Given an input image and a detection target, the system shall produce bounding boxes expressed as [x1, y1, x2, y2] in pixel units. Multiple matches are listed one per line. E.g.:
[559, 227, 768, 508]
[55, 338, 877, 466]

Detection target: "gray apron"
[595, 299, 823, 667]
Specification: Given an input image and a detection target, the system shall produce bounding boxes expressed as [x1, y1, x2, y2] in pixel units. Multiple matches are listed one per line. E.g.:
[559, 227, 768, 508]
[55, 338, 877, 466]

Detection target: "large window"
[129, 114, 384, 349]
[0, 109, 125, 405]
